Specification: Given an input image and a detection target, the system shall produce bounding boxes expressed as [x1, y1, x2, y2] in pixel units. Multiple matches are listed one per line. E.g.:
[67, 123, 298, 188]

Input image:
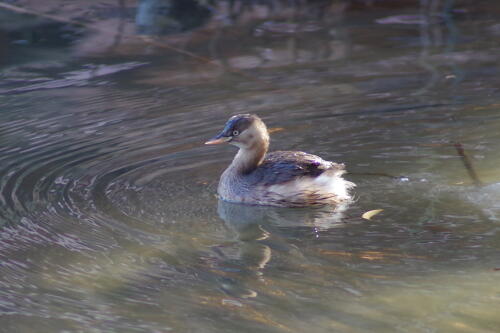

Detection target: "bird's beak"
[205, 134, 231, 145]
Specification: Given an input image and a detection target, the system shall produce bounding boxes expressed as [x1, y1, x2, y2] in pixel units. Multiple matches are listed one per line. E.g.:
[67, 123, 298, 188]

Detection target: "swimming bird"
[205, 114, 354, 207]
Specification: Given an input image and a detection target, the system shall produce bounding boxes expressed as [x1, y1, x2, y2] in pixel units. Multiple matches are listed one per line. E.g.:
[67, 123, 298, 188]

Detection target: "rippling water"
[1, 1, 500, 332]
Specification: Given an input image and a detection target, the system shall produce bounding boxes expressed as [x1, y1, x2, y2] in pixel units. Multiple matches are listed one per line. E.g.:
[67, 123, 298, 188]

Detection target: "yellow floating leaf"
[362, 209, 384, 220]
[268, 127, 285, 134]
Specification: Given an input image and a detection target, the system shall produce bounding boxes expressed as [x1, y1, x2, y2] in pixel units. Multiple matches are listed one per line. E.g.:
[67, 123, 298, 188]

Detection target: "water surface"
[1, 1, 500, 332]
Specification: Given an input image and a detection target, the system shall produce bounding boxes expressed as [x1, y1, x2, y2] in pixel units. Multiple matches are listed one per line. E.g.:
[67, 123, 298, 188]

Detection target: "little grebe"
[205, 114, 354, 207]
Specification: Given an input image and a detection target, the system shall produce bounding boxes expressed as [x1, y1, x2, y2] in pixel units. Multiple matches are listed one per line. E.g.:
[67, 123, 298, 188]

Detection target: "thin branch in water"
[453, 142, 482, 187]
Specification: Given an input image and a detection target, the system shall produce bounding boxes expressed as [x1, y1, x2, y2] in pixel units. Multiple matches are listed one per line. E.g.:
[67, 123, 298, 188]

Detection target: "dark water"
[1, 1, 500, 332]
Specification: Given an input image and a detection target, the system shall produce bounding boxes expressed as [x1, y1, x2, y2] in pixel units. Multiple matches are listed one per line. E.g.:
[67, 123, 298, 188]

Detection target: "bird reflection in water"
[212, 200, 349, 298]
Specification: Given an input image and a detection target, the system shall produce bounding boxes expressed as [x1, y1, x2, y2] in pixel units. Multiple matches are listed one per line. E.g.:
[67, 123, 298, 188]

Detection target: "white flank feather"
[266, 170, 355, 202]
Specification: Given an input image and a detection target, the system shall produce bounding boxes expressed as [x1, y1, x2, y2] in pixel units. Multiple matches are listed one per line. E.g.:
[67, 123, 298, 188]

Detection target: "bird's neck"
[230, 138, 269, 175]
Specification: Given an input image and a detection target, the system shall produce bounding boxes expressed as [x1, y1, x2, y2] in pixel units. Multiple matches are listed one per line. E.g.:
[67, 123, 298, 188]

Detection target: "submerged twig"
[453, 142, 482, 187]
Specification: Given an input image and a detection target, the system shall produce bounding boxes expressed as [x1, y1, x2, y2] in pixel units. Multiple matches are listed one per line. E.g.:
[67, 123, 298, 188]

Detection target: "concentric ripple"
[0, 84, 235, 329]
[2, 91, 222, 233]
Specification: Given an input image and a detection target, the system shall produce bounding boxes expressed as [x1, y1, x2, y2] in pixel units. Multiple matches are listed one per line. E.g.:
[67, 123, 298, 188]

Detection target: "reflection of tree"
[2, 0, 479, 92]
[417, 0, 462, 95]
[109, 0, 127, 51]
[211, 0, 350, 69]
[135, 0, 210, 35]
[0, 1, 350, 75]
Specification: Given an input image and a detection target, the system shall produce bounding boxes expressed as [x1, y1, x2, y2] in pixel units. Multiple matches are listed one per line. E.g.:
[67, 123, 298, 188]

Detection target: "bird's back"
[246, 151, 346, 186]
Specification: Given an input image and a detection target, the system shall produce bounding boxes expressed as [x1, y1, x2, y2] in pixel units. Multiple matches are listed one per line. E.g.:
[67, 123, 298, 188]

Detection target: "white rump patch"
[266, 170, 355, 202]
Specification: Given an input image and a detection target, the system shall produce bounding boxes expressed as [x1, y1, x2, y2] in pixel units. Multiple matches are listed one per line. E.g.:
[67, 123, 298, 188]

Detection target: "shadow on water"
[1, 0, 500, 332]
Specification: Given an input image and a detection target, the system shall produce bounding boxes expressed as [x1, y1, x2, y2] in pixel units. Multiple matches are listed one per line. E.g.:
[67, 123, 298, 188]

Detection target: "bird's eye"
[232, 130, 239, 136]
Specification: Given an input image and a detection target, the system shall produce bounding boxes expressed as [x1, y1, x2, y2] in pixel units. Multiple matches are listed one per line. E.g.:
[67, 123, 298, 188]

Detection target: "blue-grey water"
[1, 1, 500, 332]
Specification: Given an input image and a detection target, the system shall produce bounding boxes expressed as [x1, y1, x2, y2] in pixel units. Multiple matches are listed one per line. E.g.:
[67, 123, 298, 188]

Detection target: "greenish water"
[1, 1, 500, 332]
